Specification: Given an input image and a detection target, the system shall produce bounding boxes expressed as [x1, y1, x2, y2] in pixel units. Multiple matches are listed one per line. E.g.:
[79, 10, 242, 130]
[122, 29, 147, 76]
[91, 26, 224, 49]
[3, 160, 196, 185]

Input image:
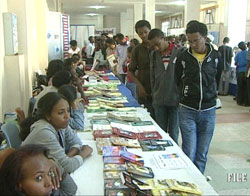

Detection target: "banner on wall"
[95, 28, 116, 36]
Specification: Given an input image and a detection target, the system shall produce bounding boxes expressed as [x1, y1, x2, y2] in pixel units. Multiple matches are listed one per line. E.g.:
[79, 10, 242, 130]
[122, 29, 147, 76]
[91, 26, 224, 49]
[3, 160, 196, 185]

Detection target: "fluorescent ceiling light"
[155, 10, 163, 13]
[89, 5, 106, 9]
[168, 1, 185, 6]
[85, 13, 99, 16]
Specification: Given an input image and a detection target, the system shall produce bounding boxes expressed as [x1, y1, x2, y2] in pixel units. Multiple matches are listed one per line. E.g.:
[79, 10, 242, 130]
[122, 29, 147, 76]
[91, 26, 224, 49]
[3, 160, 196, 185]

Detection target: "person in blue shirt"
[234, 41, 249, 106]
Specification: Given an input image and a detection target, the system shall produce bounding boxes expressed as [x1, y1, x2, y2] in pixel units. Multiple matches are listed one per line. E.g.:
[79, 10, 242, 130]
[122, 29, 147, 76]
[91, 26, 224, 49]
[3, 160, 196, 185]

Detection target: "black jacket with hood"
[175, 43, 220, 110]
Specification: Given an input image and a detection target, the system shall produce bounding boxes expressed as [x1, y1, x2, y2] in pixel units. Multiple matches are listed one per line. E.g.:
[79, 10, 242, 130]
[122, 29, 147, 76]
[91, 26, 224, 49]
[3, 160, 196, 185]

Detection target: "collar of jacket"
[187, 43, 213, 58]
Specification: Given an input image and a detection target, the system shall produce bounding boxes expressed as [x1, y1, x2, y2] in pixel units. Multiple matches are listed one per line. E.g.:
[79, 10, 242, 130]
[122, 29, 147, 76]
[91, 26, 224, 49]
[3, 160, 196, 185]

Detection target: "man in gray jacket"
[148, 28, 179, 143]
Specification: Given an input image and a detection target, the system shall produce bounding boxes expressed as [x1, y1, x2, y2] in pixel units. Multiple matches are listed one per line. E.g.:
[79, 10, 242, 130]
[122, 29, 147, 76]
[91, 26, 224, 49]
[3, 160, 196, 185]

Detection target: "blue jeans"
[178, 106, 216, 174]
[126, 82, 137, 100]
[154, 105, 179, 144]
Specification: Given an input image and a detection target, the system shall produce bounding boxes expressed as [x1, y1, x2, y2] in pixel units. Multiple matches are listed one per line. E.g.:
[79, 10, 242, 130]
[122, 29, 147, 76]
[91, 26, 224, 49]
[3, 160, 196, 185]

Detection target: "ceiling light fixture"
[89, 5, 106, 9]
[155, 10, 163, 13]
[85, 13, 99, 16]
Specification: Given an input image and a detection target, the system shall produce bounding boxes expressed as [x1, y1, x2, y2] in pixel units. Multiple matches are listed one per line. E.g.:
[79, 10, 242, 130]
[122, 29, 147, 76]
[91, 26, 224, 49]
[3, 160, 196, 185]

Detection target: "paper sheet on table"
[153, 153, 187, 169]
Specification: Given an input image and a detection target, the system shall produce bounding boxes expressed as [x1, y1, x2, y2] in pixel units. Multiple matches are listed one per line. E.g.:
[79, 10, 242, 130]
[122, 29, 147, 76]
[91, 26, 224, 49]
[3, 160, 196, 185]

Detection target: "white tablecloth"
[71, 108, 218, 195]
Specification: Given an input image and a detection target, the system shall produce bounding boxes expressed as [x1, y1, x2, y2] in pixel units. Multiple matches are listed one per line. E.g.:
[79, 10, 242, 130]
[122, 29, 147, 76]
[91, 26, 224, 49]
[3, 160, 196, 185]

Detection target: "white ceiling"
[48, 0, 218, 17]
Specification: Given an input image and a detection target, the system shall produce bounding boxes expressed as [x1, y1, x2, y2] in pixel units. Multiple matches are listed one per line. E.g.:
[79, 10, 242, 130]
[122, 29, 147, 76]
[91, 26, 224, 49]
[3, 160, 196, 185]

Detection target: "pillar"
[145, 0, 155, 28]
[120, 9, 134, 38]
[184, 0, 200, 26]
[97, 14, 104, 29]
[134, 3, 143, 40]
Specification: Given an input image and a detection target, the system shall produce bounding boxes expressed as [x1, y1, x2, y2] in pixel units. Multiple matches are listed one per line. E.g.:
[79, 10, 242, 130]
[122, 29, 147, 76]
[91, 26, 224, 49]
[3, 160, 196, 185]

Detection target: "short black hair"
[148, 28, 164, 41]
[223, 37, 230, 44]
[88, 36, 94, 41]
[52, 70, 72, 88]
[186, 20, 208, 37]
[70, 40, 77, 46]
[130, 38, 139, 47]
[135, 20, 151, 33]
[127, 46, 133, 53]
[238, 41, 246, 50]
[46, 59, 64, 81]
[0, 144, 49, 195]
[58, 84, 77, 104]
[72, 54, 80, 61]
[106, 38, 115, 45]
[116, 33, 124, 40]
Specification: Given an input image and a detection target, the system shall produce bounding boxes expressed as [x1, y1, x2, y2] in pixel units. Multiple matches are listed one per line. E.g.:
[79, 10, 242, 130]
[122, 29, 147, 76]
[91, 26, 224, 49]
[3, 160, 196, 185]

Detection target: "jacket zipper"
[187, 45, 212, 110]
[198, 62, 203, 110]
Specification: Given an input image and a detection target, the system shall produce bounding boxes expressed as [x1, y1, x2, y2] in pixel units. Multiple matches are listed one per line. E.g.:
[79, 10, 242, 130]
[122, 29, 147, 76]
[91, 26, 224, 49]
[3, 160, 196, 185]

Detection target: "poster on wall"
[95, 28, 116, 36]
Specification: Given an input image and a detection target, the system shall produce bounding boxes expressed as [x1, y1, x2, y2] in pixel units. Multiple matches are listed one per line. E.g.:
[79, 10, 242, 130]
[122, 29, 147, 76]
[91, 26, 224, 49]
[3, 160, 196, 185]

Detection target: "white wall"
[0, 0, 49, 120]
[70, 14, 100, 26]
[0, 0, 8, 121]
[155, 16, 162, 29]
[103, 15, 120, 34]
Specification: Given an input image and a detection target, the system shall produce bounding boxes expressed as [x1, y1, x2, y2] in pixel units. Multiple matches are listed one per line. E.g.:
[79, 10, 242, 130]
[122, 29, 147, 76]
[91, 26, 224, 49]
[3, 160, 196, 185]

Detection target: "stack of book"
[139, 139, 173, 152]
[102, 146, 155, 195]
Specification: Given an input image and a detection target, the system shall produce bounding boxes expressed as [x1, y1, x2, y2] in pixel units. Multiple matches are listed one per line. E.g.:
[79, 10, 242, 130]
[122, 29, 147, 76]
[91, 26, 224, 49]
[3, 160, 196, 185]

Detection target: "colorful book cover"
[126, 162, 154, 178]
[120, 172, 152, 191]
[103, 164, 126, 172]
[120, 150, 144, 166]
[95, 138, 112, 155]
[103, 171, 121, 179]
[137, 131, 162, 140]
[102, 146, 127, 157]
[104, 179, 128, 189]
[110, 136, 141, 148]
[93, 130, 113, 140]
[103, 157, 125, 164]
[112, 128, 137, 139]
[166, 179, 202, 195]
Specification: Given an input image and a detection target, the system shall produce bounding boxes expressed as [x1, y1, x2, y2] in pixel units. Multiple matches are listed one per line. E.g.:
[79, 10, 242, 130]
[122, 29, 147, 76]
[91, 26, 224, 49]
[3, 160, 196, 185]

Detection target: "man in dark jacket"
[218, 37, 233, 95]
[129, 20, 155, 119]
[148, 28, 179, 144]
[175, 20, 220, 174]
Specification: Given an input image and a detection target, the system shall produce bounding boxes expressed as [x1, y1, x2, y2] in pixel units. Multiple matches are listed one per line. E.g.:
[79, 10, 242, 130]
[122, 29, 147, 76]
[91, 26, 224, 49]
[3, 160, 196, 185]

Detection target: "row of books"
[103, 159, 201, 196]
[91, 118, 157, 133]
[93, 129, 162, 141]
[95, 137, 174, 154]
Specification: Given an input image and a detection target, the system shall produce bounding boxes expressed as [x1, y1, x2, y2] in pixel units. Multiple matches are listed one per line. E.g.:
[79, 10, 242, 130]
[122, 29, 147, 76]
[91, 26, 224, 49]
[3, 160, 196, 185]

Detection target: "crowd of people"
[1, 18, 250, 195]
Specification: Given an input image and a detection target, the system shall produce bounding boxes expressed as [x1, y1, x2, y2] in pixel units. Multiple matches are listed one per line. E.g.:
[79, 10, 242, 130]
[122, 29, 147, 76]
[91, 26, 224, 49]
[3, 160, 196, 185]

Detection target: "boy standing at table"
[148, 28, 179, 144]
[128, 20, 155, 119]
[115, 33, 129, 84]
[175, 20, 220, 174]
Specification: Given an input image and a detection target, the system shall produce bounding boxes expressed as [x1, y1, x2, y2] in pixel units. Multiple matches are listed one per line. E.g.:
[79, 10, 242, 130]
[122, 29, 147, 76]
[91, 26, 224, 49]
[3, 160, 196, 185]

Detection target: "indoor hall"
[0, 0, 250, 195]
